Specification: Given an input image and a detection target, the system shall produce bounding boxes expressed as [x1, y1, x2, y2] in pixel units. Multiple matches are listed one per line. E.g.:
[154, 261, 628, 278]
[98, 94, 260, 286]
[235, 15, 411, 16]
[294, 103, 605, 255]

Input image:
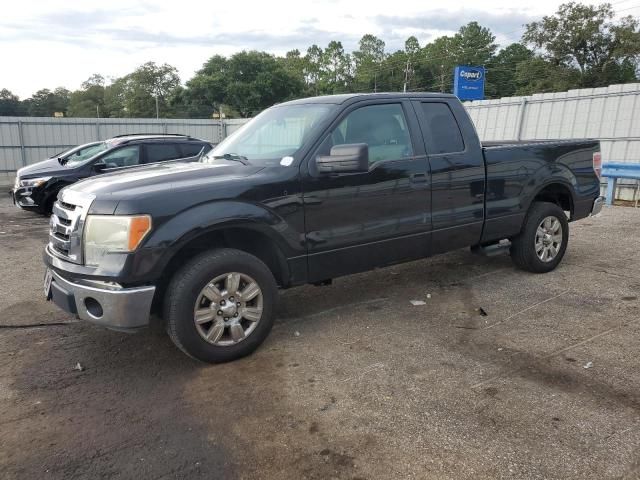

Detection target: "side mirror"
[316, 143, 368, 174]
[93, 162, 107, 172]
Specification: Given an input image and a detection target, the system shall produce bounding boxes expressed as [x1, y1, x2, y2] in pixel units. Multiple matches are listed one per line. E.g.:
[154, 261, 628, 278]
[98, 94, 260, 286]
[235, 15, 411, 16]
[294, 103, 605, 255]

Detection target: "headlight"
[84, 215, 152, 266]
[20, 176, 52, 187]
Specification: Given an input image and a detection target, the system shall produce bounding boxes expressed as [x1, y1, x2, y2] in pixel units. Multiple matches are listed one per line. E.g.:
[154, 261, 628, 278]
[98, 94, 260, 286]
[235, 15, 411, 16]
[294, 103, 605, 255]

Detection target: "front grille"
[48, 189, 95, 264]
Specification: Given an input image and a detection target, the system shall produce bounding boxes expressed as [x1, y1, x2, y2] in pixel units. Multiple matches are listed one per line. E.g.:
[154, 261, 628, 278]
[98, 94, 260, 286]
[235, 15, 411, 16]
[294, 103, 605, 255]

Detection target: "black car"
[11, 134, 213, 214]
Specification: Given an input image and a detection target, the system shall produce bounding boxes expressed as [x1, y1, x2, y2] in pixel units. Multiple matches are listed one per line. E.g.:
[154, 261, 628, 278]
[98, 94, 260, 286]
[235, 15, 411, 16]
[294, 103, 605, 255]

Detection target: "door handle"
[410, 173, 427, 183]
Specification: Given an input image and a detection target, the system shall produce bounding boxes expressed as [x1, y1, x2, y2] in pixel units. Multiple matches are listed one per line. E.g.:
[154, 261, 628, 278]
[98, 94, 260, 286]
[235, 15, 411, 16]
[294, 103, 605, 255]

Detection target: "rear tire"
[164, 248, 277, 363]
[510, 201, 569, 273]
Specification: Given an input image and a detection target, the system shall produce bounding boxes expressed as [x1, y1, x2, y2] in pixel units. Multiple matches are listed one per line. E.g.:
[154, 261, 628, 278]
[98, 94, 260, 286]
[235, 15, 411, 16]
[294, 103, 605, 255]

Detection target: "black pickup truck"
[43, 93, 604, 363]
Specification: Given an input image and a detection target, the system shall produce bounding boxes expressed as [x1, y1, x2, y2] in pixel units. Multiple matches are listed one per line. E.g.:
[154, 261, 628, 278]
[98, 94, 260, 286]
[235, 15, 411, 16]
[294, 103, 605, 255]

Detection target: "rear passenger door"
[143, 143, 183, 164]
[412, 100, 485, 253]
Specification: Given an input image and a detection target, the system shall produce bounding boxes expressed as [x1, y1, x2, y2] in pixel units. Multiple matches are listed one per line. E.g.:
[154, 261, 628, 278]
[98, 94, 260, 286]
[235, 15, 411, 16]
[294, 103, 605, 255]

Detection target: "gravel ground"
[0, 195, 639, 480]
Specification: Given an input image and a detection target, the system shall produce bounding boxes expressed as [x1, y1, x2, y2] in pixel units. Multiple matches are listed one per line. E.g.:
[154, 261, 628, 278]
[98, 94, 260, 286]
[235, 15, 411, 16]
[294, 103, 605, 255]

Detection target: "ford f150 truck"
[43, 93, 604, 363]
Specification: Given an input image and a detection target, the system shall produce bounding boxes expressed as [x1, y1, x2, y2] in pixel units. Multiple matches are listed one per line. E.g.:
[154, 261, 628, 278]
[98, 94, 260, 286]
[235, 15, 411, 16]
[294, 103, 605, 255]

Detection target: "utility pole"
[96, 104, 100, 118]
[155, 92, 159, 119]
[403, 59, 410, 93]
[374, 73, 377, 93]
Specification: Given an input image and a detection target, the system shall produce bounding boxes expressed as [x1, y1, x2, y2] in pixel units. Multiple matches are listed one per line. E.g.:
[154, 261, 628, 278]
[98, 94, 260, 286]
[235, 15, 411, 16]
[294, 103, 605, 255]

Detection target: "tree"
[485, 43, 534, 97]
[0, 89, 25, 116]
[27, 88, 70, 116]
[423, 36, 458, 92]
[304, 45, 324, 95]
[423, 22, 497, 93]
[319, 41, 353, 94]
[68, 74, 107, 117]
[455, 22, 497, 66]
[183, 55, 230, 118]
[522, 2, 640, 87]
[103, 77, 127, 117]
[279, 49, 311, 94]
[114, 62, 180, 117]
[353, 35, 386, 92]
[514, 57, 581, 95]
[225, 51, 303, 116]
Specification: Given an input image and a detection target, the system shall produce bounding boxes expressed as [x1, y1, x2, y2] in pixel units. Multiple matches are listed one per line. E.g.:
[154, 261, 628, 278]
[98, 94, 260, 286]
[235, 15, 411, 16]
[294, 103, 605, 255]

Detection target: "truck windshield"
[64, 142, 109, 167]
[203, 104, 337, 166]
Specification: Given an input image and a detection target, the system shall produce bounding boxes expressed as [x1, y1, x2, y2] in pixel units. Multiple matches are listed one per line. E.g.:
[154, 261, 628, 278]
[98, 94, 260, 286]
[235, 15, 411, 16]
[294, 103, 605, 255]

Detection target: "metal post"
[95, 119, 100, 140]
[514, 98, 527, 141]
[403, 60, 410, 93]
[17, 120, 26, 167]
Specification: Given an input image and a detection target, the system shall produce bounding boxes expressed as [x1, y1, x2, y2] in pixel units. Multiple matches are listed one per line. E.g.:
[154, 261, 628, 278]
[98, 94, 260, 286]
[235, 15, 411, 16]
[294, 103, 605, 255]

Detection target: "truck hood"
[72, 161, 262, 196]
[17, 158, 69, 178]
[66, 161, 266, 214]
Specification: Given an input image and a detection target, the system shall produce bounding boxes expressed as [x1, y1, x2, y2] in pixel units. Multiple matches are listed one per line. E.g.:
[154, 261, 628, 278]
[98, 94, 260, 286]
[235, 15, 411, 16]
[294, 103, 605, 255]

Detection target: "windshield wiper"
[212, 153, 250, 166]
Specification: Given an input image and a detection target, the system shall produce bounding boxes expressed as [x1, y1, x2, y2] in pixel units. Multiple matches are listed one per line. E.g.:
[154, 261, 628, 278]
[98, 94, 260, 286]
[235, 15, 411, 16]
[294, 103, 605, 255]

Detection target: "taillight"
[593, 152, 602, 179]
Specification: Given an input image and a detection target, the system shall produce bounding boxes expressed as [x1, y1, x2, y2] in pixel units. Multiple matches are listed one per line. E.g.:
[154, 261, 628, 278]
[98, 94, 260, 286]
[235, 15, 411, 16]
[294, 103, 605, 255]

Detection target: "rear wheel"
[510, 201, 569, 273]
[164, 248, 277, 363]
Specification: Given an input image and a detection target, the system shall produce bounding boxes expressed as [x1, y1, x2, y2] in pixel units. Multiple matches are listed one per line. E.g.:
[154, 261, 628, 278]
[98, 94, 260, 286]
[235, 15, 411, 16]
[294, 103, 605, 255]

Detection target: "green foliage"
[118, 62, 181, 117]
[523, 2, 640, 87]
[26, 88, 70, 116]
[68, 74, 106, 117]
[185, 51, 303, 118]
[2, 2, 638, 117]
[485, 43, 534, 97]
[0, 89, 25, 116]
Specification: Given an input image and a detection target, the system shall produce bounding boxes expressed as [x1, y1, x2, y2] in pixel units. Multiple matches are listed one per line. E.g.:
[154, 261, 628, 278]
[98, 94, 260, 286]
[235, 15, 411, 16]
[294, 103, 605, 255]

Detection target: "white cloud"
[0, 0, 631, 98]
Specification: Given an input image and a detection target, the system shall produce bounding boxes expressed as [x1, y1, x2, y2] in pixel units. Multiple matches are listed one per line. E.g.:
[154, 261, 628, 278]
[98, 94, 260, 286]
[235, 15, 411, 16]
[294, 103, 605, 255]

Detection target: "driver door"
[301, 100, 431, 282]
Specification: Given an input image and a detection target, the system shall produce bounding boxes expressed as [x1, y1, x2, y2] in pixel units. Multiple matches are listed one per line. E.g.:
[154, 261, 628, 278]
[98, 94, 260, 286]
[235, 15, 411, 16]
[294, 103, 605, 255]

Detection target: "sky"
[1, 0, 638, 98]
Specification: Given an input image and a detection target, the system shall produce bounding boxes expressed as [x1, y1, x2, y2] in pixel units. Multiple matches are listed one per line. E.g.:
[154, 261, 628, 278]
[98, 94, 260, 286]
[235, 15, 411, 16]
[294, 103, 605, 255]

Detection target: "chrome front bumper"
[591, 196, 605, 216]
[48, 270, 155, 331]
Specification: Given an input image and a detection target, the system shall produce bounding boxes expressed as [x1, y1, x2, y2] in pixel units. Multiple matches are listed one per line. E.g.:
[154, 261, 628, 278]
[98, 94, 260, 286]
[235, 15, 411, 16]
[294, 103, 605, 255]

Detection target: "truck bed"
[480, 139, 601, 243]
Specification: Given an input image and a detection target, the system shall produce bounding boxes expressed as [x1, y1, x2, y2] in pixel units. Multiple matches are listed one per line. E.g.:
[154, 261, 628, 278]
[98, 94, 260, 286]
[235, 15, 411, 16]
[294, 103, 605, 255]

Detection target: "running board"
[470, 240, 511, 257]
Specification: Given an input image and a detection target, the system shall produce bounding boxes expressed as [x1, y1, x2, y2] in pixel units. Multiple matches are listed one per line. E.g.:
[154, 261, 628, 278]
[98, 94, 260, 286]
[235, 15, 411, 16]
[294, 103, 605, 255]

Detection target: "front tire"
[164, 248, 277, 363]
[510, 201, 569, 273]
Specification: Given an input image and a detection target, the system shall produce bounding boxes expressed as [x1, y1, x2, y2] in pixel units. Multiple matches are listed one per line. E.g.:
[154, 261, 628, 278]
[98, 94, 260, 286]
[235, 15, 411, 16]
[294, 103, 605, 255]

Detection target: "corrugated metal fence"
[0, 117, 247, 179]
[2, 83, 640, 199]
[465, 83, 640, 201]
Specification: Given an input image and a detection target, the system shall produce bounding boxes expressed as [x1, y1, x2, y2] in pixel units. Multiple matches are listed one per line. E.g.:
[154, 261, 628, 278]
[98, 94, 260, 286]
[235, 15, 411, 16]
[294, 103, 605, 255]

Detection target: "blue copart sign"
[453, 66, 485, 101]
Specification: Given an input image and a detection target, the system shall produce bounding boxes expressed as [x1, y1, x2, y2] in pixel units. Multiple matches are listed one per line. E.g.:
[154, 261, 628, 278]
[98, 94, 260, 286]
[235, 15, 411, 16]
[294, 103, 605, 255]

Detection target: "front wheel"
[510, 201, 569, 273]
[164, 248, 277, 363]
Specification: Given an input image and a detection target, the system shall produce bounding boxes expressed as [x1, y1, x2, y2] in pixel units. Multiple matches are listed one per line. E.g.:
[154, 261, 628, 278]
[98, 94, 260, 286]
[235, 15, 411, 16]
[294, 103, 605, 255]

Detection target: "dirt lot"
[0, 195, 639, 480]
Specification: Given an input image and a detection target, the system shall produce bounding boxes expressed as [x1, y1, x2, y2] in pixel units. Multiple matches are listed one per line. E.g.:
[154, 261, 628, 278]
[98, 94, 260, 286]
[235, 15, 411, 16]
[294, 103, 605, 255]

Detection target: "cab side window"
[145, 143, 182, 163]
[420, 103, 465, 154]
[180, 143, 210, 157]
[100, 145, 141, 168]
[319, 104, 413, 164]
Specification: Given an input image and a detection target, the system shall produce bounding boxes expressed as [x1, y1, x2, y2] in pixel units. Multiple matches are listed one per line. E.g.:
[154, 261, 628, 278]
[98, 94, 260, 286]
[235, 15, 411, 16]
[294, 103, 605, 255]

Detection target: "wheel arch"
[151, 222, 291, 314]
[527, 180, 576, 219]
